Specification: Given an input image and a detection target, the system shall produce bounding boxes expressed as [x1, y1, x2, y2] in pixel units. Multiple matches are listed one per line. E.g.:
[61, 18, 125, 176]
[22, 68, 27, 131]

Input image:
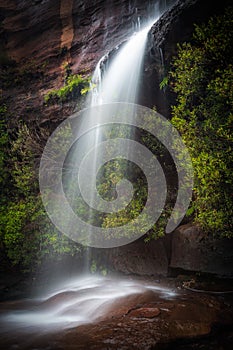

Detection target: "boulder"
[170, 224, 233, 277]
[91, 234, 172, 277]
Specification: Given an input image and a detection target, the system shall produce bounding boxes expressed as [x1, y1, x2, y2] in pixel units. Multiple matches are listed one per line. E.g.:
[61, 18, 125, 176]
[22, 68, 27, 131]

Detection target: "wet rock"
[170, 224, 233, 277]
[92, 234, 172, 277]
[168, 321, 211, 338]
[1, 276, 233, 350]
[129, 307, 160, 318]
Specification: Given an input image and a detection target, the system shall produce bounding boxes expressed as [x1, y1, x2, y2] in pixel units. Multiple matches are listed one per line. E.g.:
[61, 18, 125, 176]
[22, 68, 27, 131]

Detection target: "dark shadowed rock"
[92, 234, 172, 277]
[142, 0, 232, 116]
[170, 224, 233, 277]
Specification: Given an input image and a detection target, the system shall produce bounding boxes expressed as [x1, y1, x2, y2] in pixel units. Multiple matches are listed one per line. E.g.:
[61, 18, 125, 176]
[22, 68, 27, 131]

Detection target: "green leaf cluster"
[170, 8, 233, 236]
[44, 74, 91, 104]
[0, 104, 9, 190]
[0, 123, 81, 271]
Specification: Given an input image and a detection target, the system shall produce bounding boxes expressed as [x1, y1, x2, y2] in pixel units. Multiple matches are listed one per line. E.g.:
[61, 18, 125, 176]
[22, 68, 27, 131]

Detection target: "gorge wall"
[1, 0, 231, 126]
[1, 1, 174, 71]
[142, 0, 233, 116]
[0, 0, 174, 128]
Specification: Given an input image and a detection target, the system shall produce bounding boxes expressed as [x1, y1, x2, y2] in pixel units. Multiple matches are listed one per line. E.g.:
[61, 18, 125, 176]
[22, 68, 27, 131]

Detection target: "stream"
[0, 274, 233, 349]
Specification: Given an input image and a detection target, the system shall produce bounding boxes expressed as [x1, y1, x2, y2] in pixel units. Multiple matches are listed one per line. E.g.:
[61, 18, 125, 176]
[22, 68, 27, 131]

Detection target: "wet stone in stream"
[0, 275, 233, 349]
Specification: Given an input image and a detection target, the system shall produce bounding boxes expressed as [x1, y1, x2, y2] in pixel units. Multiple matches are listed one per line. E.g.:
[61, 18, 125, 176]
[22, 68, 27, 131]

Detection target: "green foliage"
[90, 259, 108, 276]
[0, 123, 82, 271]
[95, 123, 173, 241]
[44, 74, 91, 104]
[159, 76, 168, 90]
[0, 104, 9, 190]
[90, 259, 97, 274]
[170, 8, 233, 237]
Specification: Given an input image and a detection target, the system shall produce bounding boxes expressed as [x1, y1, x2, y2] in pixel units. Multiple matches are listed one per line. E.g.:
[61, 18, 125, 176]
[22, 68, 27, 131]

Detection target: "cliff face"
[0, 0, 172, 71]
[1, 0, 231, 124]
[1, 0, 61, 64]
[0, 0, 174, 126]
[142, 0, 232, 116]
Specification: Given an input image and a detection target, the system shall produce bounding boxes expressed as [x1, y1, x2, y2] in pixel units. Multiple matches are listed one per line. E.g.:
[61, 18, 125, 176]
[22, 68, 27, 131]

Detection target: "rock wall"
[0, 0, 176, 127]
[0, 0, 62, 63]
[0, 0, 174, 71]
[91, 234, 172, 277]
[142, 0, 233, 116]
[97, 225, 233, 278]
[170, 224, 233, 277]
[1, 0, 231, 121]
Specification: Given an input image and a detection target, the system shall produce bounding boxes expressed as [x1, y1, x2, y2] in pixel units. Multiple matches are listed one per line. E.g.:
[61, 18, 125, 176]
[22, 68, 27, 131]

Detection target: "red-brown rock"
[129, 307, 160, 318]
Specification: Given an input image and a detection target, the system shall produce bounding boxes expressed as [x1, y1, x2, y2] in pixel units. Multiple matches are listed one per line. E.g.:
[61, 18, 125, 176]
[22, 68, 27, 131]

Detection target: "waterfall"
[64, 1, 177, 266]
[80, 20, 155, 270]
[78, 14, 159, 270]
[91, 20, 156, 105]
[90, 0, 175, 107]
[159, 47, 164, 68]
[40, 0, 192, 255]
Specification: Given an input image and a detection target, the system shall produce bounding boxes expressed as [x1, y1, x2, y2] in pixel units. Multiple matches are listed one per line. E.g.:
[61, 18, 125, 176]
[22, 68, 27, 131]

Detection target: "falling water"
[91, 20, 157, 106]
[68, 20, 153, 274]
[69, 14, 160, 269]
[62, 1, 177, 270]
[0, 1, 179, 338]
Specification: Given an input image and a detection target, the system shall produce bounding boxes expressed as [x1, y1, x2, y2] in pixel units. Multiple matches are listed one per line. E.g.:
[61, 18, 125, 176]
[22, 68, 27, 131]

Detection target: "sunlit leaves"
[44, 74, 91, 104]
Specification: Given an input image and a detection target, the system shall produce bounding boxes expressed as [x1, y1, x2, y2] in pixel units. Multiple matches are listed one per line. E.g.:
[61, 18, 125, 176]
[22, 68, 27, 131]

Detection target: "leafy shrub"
[0, 123, 82, 271]
[170, 8, 233, 236]
[44, 74, 91, 104]
[0, 104, 9, 189]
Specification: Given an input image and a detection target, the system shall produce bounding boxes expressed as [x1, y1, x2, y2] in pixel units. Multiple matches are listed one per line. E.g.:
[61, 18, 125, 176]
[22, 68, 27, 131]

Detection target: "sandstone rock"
[170, 224, 233, 277]
[0, 0, 177, 128]
[0, 0, 176, 71]
[168, 321, 211, 338]
[129, 307, 160, 318]
[92, 234, 172, 277]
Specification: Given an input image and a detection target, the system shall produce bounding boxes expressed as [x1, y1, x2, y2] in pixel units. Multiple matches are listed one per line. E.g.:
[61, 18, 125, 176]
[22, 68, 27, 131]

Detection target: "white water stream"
[1, 276, 176, 332]
[91, 19, 157, 105]
[64, 5, 162, 251]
